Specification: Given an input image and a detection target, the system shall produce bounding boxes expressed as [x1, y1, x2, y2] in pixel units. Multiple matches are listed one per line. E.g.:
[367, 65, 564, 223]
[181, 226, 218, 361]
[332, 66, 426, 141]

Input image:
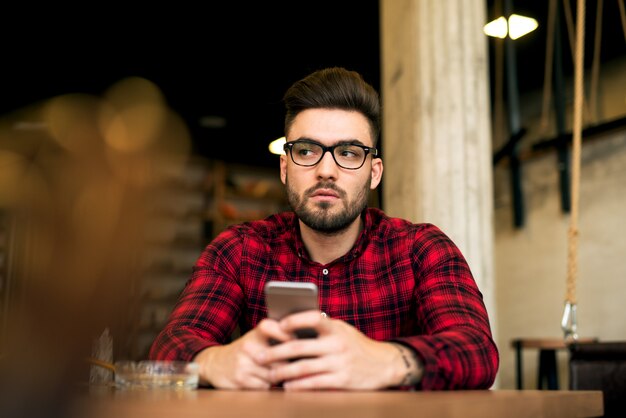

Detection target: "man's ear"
[280, 155, 287, 185]
[370, 157, 383, 190]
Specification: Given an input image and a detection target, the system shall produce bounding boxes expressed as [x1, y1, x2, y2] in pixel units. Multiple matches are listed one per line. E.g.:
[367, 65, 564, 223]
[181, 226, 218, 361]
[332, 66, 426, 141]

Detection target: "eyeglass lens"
[290, 142, 367, 169]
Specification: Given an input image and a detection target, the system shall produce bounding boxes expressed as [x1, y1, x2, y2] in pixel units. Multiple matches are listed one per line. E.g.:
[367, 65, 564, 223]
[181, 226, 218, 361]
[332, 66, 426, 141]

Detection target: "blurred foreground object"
[90, 328, 114, 386]
[0, 77, 191, 418]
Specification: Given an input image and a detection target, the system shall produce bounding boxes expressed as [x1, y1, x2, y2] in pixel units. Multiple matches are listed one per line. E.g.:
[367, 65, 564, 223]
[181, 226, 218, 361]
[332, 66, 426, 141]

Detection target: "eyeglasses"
[283, 140, 378, 170]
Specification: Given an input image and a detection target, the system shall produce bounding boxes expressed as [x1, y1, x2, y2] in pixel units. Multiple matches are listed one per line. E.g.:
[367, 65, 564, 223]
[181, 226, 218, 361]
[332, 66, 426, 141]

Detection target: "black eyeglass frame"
[283, 140, 379, 170]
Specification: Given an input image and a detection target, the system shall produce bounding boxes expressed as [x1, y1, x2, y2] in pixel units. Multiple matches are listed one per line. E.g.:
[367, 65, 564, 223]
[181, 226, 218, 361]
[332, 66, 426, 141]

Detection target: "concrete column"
[380, 0, 496, 335]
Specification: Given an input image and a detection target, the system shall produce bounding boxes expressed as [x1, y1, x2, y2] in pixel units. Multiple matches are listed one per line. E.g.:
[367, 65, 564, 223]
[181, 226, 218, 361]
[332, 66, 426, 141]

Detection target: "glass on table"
[114, 361, 200, 390]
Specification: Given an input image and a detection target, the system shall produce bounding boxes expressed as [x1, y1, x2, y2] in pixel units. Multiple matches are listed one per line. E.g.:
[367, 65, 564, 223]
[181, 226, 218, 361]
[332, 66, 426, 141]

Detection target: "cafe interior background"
[0, 0, 625, 394]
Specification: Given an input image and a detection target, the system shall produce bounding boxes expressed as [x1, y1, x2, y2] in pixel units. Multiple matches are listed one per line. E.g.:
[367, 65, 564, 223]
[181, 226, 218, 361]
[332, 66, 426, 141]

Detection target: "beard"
[285, 175, 371, 235]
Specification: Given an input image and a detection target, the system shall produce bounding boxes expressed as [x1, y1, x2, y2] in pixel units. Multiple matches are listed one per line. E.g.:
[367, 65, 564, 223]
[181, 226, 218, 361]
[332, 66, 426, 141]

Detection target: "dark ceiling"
[1, 1, 624, 168]
[0, 2, 380, 169]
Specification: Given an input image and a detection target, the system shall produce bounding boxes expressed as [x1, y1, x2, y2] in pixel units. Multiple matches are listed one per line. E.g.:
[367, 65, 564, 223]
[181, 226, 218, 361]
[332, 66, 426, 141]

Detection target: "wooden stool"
[511, 338, 597, 390]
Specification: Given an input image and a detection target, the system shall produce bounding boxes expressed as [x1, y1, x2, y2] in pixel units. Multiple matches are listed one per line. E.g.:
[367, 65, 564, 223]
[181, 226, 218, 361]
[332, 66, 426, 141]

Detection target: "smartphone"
[264, 281, 319, 339]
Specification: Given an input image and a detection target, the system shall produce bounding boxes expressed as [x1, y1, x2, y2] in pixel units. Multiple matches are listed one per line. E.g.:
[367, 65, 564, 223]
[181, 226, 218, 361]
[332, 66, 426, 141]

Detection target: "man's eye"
[298, 148, 316, 156]
[341, 150, 357, 157]
[337, 147, 362, 159]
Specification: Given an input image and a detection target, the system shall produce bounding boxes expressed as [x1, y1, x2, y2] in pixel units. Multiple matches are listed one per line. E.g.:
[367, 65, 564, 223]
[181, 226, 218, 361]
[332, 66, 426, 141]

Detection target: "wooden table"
[74, 389, 603, 418]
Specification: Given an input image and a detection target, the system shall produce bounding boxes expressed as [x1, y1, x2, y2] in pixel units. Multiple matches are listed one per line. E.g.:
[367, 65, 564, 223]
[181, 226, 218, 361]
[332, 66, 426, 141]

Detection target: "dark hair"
[283, 67, 380, 145]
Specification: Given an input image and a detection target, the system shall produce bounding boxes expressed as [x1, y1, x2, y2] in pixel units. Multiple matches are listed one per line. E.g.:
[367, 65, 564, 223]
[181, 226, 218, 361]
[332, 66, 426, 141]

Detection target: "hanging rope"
[563, 0, 577, 62]
[562, 0, 590, 122]
[562, 0, 586, 343]
[540, 0, 558, 133]
[589, 0, 603, 122]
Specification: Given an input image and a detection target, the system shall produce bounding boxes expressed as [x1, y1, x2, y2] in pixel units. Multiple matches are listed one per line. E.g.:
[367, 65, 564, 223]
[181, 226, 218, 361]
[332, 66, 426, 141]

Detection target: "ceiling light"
[508, 14, 539, 40]
[269, 137, 286, 155]
[484, 14, 538, 40]
[483, 16, 508, 39]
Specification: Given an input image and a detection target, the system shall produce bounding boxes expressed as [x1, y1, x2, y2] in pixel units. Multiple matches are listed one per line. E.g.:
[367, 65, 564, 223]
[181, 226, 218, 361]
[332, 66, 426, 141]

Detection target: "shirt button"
[322, 268, 329, 275]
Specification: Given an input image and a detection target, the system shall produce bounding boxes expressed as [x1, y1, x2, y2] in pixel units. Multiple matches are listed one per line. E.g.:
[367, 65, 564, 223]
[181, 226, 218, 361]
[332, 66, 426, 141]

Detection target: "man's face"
[280, 108, 383, 234]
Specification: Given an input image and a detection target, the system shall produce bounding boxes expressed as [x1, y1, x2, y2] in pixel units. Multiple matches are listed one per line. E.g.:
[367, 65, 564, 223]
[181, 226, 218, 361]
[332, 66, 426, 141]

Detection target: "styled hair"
[283, 67, 380, 145]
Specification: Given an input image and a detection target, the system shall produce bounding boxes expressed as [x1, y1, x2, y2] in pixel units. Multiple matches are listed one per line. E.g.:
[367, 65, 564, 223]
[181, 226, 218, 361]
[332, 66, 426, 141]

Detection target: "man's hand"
[193, 318, 294, 389]
[254, 311, 423, 390]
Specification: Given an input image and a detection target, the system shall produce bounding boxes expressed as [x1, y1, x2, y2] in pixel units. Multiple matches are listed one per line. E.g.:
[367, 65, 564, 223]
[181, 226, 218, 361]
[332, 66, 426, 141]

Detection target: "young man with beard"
[150, 67, 499, 390]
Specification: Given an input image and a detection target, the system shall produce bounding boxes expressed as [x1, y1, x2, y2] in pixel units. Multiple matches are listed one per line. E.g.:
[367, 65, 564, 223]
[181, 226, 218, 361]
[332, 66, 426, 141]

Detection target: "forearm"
[388, 343, 424, 387]
[409, 231, 500, 389]
[396, 327, 498, 390]
[149, 261, 244, 361]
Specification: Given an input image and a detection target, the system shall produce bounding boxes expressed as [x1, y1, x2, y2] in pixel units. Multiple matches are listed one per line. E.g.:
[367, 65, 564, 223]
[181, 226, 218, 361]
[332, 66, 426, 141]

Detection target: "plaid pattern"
[149, 208, 499, 389]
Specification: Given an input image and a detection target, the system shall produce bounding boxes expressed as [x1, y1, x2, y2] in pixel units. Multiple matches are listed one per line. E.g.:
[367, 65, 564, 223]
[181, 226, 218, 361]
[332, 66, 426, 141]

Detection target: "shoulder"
[367, 208, 442, 239]
[195, 212, 296, 268]
[207, 211, 295, 250]
[366, 208, 461, 255]
[232, 211, 297, 240]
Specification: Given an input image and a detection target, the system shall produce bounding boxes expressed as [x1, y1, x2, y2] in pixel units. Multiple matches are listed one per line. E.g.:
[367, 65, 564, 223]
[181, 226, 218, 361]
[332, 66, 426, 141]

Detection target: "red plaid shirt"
[149, 208, 499, 389]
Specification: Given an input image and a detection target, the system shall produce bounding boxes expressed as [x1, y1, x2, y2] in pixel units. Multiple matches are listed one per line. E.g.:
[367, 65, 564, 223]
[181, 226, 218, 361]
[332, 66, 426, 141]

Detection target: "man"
[150, 67, 499, 390]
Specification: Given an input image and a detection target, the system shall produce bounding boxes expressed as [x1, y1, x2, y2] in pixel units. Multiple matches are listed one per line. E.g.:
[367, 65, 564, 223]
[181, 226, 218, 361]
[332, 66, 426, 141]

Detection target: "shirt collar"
[291, 209, 373, 264]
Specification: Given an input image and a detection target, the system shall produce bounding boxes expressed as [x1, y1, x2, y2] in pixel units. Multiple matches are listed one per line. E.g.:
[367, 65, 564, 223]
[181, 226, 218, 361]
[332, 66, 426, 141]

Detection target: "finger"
[256, 318, 294, 345]
[226, 357, 273, 389]
[231, 337, 276, 380]
[269, 356, 331, 384]
[245, 366, 275, 390]
[282, 371, 346, 391]
[212, 359, 273, 390]
[244, 378, 272, 390]
[258, 336, 337, 365]
[226, 373, 272, 390]
[279, 310, 330, 335]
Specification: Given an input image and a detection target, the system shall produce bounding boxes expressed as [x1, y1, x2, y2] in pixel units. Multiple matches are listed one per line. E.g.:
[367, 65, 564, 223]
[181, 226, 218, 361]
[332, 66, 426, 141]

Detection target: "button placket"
[320, 268, 329, 318]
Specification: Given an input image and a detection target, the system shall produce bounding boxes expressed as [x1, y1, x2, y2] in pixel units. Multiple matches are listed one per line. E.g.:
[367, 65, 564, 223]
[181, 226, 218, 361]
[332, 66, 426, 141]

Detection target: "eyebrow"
[292, 137, 368, 147]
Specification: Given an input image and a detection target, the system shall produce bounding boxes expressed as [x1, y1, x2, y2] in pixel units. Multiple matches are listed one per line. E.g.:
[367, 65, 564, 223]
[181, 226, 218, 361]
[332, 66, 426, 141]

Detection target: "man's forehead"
[287, 109, 373, 146]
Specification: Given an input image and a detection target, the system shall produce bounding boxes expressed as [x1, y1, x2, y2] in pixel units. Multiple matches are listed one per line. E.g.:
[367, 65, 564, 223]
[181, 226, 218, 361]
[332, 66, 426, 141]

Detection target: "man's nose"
[315, 150, 339, 179]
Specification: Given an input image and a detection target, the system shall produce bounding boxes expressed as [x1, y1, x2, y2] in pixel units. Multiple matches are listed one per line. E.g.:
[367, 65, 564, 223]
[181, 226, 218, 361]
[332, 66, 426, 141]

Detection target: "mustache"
[304, 182, 347, 198]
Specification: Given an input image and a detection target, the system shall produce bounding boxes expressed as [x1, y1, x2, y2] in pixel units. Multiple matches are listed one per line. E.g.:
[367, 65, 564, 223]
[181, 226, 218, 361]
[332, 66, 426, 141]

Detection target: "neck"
[298, 216, 363, 265]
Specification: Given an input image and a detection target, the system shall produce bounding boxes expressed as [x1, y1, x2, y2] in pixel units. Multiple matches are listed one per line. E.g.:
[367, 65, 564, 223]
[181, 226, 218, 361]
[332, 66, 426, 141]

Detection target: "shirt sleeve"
[148, 227, 244, 361]
[393, 225, 499, 390]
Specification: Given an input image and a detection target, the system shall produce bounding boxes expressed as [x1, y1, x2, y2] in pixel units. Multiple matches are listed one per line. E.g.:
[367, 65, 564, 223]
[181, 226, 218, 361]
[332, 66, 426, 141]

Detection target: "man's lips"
[310, 189, 340, 198]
